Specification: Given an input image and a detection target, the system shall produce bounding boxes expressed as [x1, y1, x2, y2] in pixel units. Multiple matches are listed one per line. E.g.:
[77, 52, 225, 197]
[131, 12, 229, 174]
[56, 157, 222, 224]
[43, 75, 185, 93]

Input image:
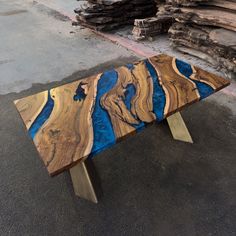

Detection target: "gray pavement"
[0, 0, 135, 94]
[0, 0, 236, 235]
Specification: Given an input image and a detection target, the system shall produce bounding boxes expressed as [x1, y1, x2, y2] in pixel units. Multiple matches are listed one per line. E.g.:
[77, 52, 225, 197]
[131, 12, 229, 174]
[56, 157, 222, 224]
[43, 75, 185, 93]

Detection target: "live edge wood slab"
[14, 54, 230, 176]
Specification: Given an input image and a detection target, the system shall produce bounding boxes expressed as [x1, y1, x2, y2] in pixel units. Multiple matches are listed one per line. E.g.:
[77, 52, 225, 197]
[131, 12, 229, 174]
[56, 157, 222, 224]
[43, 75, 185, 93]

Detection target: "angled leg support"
[70, 159, 101, 203]
[70, 112, 192, 204]
[166, 112, 193, 143]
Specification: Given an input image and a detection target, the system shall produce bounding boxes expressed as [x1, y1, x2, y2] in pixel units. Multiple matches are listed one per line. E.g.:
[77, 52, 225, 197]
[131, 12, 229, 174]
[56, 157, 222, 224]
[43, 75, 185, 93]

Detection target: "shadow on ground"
[0, 59, 235, 236]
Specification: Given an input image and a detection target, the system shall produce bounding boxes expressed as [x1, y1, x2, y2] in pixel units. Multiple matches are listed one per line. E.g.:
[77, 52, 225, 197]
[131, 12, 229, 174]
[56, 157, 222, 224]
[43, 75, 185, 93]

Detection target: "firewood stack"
[168, 0, 236, 78]
[74, 0, 156, 31]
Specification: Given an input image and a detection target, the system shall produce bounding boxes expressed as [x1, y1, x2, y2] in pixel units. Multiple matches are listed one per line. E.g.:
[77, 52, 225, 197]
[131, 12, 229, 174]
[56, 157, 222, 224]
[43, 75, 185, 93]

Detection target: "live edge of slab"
[14, 54, 230, 176]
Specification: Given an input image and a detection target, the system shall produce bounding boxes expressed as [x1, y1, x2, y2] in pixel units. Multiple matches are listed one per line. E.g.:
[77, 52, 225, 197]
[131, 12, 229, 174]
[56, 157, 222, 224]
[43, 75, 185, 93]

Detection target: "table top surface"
[14, 54, 230, 176]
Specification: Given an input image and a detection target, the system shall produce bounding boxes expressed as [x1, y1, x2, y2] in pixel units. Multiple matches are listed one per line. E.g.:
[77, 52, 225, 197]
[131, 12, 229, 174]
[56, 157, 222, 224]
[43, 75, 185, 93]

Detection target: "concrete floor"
[0, 0, 136, 94]
[0, 0, 236, 235]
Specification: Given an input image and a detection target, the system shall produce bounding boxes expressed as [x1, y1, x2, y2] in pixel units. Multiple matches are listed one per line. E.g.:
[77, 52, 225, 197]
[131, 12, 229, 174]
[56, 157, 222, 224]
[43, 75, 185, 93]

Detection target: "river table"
[14, 54, 230, 203]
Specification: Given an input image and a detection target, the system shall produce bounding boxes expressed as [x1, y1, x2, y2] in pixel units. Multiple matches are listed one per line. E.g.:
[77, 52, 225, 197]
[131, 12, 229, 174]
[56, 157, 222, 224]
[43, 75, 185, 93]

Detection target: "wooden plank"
[176, 7, 236, 32]
[202, 0, 236, 12]
[166, 0, 206, 6]
[167, 112, 193, 143]
[14, 54, 230, 176]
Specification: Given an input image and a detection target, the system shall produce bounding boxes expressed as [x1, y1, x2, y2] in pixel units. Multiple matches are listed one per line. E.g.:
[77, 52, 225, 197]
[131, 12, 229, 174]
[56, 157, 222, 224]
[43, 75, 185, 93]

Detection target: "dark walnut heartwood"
[14, 54, 230, 176]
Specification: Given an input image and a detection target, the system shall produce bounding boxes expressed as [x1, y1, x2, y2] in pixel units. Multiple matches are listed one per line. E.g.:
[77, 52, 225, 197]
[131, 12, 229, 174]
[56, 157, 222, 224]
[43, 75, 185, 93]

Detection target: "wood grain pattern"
[14, 54, 230, 176]
[14, 92, 48, 129]
[148, 55, 201, 116]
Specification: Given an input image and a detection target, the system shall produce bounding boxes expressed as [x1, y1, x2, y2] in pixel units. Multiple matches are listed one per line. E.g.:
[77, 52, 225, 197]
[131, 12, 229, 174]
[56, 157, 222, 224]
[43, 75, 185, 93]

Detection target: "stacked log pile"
[169, 24, 236, 76]
[132, 0, 174, 40]
[132, 15, 173, 40]
[168, 0, 236, 77]
[74, 0, 156, 31]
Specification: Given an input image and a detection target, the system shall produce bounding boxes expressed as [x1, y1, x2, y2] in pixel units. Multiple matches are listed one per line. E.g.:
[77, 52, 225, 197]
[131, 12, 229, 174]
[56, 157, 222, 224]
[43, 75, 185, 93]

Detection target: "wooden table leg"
[166, 112, 193, 143]
[70, 159, 101, 203]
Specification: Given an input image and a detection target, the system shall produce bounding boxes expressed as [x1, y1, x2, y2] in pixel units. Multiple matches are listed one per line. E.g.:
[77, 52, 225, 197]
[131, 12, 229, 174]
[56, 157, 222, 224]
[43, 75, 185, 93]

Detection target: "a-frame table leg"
[166, 112, 193, 143]
[70, 159, 101, 203]
[70, 112, 192, 203]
